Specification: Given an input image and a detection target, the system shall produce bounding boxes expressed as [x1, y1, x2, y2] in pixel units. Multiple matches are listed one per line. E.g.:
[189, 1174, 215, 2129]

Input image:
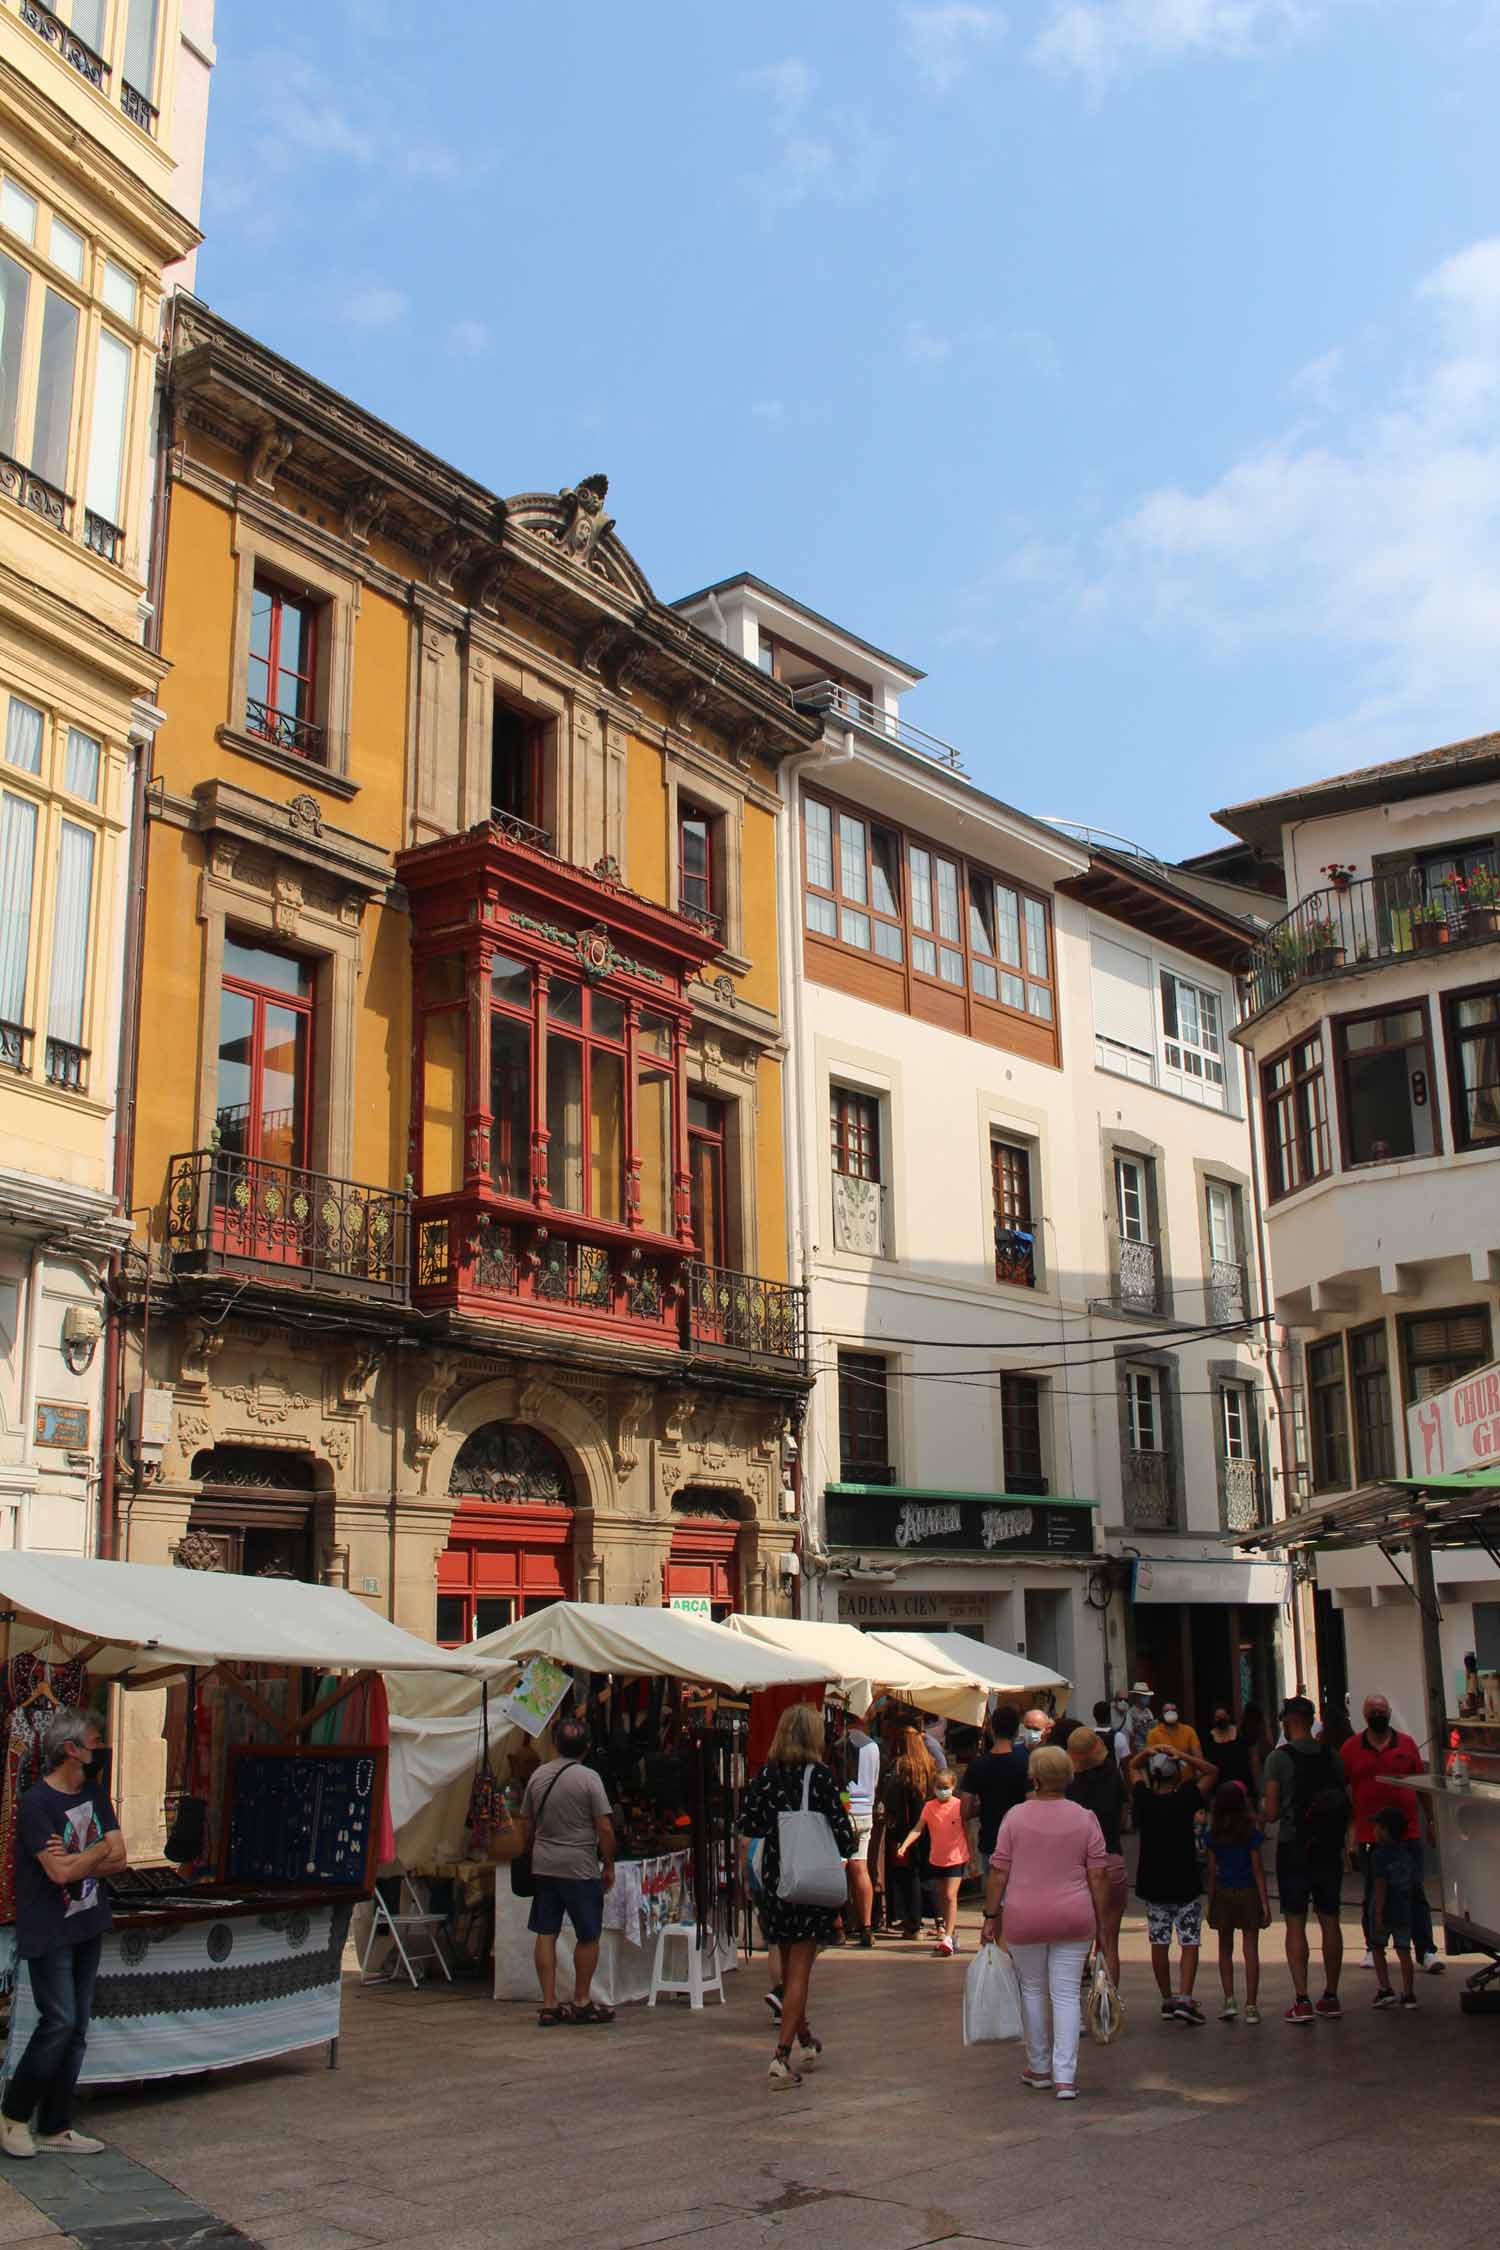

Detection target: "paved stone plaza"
[1, 1899, 1496, 2250]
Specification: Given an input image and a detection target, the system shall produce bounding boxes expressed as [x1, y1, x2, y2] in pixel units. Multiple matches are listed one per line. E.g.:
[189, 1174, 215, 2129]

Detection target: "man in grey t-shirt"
[519, 1717, 616, 2024]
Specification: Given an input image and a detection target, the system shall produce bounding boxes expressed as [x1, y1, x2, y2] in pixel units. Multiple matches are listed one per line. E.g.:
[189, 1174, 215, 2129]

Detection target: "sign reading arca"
[1407, 1359, 1500, 1478]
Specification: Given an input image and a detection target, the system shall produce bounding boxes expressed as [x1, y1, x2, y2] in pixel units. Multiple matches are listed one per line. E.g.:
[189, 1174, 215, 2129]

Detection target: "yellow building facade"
[0, 1, 207, 1553]
[114, 302, 812, 1823]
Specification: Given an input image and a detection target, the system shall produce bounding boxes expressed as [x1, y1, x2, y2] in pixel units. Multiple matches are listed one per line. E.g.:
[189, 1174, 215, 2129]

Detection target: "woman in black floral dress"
[738, 1703, 855, 2088]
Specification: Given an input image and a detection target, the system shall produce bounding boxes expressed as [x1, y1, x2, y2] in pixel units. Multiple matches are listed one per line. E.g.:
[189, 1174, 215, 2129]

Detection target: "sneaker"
[1020, 2068, 1053, 2089]
[1360, 1949, 1374, 1969]
[934, 1936, 955, 1957]
[33, 2130, 104, 2155]
[1315, 1993, 1343, 2020]
[1055, 2083, 1078, 2100]
[1174, 1998, 1206, 2026]
[1399, 1994, 1419, 2010]
[0, 2120, 35, 2161]
[1160, 1997, 1182, 2020]
[768, 2048, 802, 2090]
[1422, 1951, 1444, 1975]
[764, 1984, 784, 2023]
[1244, 2005, 1261, 2025]
[1218, 1997, 1238, 2022]
[1285, 1997, 1316, 2026]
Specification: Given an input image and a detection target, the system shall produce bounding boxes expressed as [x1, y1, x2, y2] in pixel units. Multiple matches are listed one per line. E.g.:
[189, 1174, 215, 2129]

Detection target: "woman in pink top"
[898, 1769, 969, 1956]
[981, 1745, 1111, 2099]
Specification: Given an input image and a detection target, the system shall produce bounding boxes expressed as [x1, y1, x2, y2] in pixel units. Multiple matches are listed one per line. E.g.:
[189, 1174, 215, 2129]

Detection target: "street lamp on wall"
[60, 1302, 102, 1376]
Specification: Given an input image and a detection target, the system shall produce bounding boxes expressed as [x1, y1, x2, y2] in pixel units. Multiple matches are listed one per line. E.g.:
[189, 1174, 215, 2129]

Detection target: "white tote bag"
[1087, 1949, 1126, 2044]
[776, 1764, 850, 1907]
[962, 1942, 1023, 2046]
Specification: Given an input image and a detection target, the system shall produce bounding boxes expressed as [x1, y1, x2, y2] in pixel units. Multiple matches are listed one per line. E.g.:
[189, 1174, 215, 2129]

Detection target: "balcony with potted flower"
[1246, 859, 1497, 1016]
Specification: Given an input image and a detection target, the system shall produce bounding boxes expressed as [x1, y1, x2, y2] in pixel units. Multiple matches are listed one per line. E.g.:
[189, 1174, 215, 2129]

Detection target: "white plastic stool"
[647, 1922, 725, 2009]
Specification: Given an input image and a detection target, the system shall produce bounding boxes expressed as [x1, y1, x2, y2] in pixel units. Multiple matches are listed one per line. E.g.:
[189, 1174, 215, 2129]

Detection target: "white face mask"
[1162, 1710, 1179, 1727]
[935, 1787, 954, 1799]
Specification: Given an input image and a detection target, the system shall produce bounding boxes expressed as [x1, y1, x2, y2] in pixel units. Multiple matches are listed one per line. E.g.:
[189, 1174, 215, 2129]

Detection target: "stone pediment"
[503, 475, 655, 606]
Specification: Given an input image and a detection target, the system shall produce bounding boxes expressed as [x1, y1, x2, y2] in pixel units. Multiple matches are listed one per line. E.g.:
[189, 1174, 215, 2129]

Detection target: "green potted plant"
[1301, 914, 1345, 975]
[1411, 897, 1451, 952]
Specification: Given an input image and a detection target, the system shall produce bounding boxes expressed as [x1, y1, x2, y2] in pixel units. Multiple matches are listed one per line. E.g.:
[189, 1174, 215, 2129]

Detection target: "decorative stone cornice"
[185, 779, 393, 902]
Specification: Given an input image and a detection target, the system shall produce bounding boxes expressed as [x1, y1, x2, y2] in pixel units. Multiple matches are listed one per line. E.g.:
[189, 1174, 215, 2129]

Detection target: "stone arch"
[448, 1425, 573, 1504]
[421, 1374, 611, 1515]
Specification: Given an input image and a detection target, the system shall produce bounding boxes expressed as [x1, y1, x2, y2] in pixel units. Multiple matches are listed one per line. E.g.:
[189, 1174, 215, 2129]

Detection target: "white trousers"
[1008, 1939, 1091, 2085]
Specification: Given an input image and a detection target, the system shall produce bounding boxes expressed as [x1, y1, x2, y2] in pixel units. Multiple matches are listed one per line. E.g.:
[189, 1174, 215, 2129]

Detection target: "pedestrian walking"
[1340, 1694, 1441, 1974]
[518, 1715, 617, 2028]
[1147, 1700, 1203, 1763]
[880, 1727, 937, 1938]
[981, 1745, 1111, 2100]
[1369, 1806, 1418, 2010]
[1206, 1705, 1258, 1803]
[1128, 1744, 1219, 2024]
[0, 1707, 125, 2160]
[840, 1720, 881, 1949]
[737, 1702, 856, 2088]
[1204, 1781, 1269, 2023]
[899, 1769, 968, 1955]
[1124, 1683, 1155, 1757]
[1065, 1722, 1128, 1988]
[961, 1706, 1030, 1867]
[1261, 1694, 1350, 2027]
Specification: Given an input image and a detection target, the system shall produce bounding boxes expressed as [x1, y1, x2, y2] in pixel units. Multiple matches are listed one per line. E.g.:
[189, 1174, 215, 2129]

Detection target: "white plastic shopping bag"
[962, 1941, 1023, 2046]
[1086, 1950, 1125, 2044]
[776, 1764, 849, 1907]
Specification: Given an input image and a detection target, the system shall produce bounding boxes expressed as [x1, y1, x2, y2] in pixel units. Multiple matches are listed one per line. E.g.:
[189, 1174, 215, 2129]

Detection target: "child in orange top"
[900, 1769, 970, 1956]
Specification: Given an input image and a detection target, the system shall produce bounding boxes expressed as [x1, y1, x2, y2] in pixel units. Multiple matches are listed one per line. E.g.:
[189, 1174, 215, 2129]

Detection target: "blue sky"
[199, 2, 1500, 856]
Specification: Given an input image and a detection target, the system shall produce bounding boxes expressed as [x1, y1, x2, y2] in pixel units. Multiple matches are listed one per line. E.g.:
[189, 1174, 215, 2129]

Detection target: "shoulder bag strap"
[531, 1764, 569, 1839]
[801, 1761, 814, 1810]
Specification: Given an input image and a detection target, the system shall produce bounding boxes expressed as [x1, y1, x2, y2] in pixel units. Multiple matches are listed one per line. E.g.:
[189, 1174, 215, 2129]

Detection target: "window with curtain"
[0, 790, 38, 1059]
[1307, 1339, 1349, 1492]
[123, 0, 162, 94]
[45, 818, 93, 1085]
[30, 288, 78, 492]
[1350, 1323, 1395, 1482]
[85, 328, 130, 531]
[1125, 1366, 1161, 1451]
[63, 727, 99, 802]
[0, 247, 29, 458]
[1444, 985, 1500, 1150]
[5, 696, 42, 776]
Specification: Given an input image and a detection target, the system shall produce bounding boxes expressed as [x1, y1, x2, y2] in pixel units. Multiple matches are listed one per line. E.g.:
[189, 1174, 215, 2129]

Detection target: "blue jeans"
[1, 1936, 103, 2135]
[1360, 1841, 1435, 1958]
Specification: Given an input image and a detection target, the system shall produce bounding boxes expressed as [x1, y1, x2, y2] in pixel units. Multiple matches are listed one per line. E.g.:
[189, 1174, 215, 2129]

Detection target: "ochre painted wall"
[625, 733, 669, 904]
[754, 1056, 788, 1283]
[738, 797, 781, 1016]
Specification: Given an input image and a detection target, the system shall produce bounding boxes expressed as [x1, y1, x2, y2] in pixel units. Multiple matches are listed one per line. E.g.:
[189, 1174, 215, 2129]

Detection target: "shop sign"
[825, 1492, 1093, 1557]
[35, 1401, 89, 1449]
[838, 1590, 992, 1624]
[1407, 1360, 1500, 1478]
[668, 1595, 712, 1619]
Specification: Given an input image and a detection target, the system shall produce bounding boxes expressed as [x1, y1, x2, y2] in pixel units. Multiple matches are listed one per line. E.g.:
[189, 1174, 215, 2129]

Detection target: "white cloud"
[739, 56, 882, 214]
[904, 318, 953, 365]
[1032, 0, 1312, 81]
[1045, 236, 1500, 776]
[447, 318, 492, 360]
[341, 284, 409, 330]
[743, 57, 815, 126]
[903, 5, 1007, 92]
[1288, 346, 1343, 408]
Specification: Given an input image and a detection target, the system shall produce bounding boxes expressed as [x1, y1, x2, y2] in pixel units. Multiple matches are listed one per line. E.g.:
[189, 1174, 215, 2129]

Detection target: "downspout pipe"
[1240, 1014, 1302, 1700]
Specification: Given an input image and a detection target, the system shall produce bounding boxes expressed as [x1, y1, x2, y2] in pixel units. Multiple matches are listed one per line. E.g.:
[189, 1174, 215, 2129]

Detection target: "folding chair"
[358, 1872, 453, 1989]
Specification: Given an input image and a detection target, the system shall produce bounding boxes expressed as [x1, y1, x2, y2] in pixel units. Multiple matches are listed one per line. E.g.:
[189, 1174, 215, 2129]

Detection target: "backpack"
[1288, 1743, 1349, 1857]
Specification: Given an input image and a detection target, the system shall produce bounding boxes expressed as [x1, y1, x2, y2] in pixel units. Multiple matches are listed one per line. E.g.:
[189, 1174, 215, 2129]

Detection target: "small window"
[5, 696, 43, 776]
[1220, 1384, 1251, 1461]
[1307, 1339, 1349, 1493]
[48, 220, 84, 283]
[830, 1086, 880, 1181]
[491, 700, 545, 837]
[1336, 1006, 1437, 1166]
[991, 1138, 1035, 1287]
[1444, 985, 1500, 1151]
[1262, 1033, 1331, 1198]
[247, 578, 321, 759]
[1114, 1154, 1147, 1242]
[1160, 970, 1226, 1103]
[100, 260, 137, 323]
[1125, 1366, 1161, 1452]
[1, 182, 37, 246]
[1350, 1323, 1394, 1482]
[837, 1350, 891, 1481]
[1402, 1307, 1492, 1403]
[677, 800, 722, 934]
[1001, 1372, 1044, 1487]
[1205, 1179, 1236, 1266]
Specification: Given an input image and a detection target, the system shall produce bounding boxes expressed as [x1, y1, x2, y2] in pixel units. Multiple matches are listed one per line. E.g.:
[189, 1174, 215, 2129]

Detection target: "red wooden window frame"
[1261, 1031, 1331, 1200]
[688, 1093, 727, 1263]
[435, 1517, 573, 1646]
[216, 943, 313, 1167]
[678, 802, 716, 920]
[991, 1138, 1035, 1286]
[491, 699, 546, 828]
[830, 1086, 880, 1181]
[664, 1521, 739, 1618]
[1000, 1372, 1044, 1485]
[248, 577, 318, 738]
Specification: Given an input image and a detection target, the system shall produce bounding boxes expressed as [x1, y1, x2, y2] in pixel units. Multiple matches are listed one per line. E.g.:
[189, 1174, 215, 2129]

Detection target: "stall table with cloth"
[491, 1846, 735, 2005]
[0, 1554, 480, 2083]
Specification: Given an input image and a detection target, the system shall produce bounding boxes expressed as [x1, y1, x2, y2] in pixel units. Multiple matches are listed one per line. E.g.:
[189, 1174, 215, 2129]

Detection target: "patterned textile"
[0, 1655, 87, 1924]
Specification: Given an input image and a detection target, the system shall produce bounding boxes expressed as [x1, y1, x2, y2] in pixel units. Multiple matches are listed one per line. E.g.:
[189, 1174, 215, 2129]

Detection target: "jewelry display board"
[223, 1746, 386, 1891]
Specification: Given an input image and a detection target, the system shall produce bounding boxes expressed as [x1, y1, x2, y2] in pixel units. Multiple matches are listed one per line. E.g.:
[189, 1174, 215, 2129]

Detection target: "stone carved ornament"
[555, 474, 614, 570]
[447, 1424, 573, 1505]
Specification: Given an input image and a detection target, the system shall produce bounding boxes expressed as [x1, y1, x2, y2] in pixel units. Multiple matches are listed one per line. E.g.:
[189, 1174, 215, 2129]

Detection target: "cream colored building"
[0, 0, 210, 1552]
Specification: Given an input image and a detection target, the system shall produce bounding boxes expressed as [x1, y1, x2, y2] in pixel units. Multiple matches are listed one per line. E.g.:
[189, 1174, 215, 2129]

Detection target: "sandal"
[570, 2000, 616, 2026]
[537, 2006, 572, 2027]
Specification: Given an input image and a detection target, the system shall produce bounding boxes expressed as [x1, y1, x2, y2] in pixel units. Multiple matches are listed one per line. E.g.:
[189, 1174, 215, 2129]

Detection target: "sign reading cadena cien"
[1407, 1359, 1500, 1478]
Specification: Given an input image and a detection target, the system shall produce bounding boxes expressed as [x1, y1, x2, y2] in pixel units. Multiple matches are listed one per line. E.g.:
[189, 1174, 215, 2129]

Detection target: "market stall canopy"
[462, 1602, 834, 1693]
[1236, 1469, 1500, 1556]
[0, 1554, 487, 1678]
[866, 1630, 1070, 1698]
[723, 1615, 988, 1724]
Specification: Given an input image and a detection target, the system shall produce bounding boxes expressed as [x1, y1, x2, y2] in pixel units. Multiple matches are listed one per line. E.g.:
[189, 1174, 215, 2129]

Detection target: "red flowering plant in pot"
[1449, 867, 1500, 937]
[1320, 862, 1357, 892]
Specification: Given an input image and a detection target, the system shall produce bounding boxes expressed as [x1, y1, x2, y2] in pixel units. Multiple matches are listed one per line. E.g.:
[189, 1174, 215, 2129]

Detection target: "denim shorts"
[527, 1874, 605, 1944]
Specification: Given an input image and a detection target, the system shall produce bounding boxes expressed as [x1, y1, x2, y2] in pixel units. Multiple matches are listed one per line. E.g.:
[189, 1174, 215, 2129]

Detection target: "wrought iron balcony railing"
[84, 509, 124, 565]
[1123, 1448, 1175, 1530]
[44, 1037, 88, 1092]
[245, 698, 324, 760]
[414, 1204, 680, 1342]
[679, 899, 724, 945]
[1, 1020, 33, 1073]
[165, 1149, 409, 1299]
[995, 1219, 1038, 1289]
[685, 1261, 808, 1371]
[1210, 1257, 1248, 1326]
[120, 79, 158, 133]
[1, 451, 70, 534]
[1247, 870, 1500, 1014]
[792, 680, 966, 774]
[1220, 1456, 1262, 1533]
[1116, 1236, 1162, 1315]
[20, 1, 109, 90]
[489, 808, 553, 853]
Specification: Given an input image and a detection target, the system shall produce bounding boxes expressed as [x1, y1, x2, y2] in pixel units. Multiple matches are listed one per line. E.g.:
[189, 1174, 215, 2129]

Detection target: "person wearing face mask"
[1021, 1708, 1052, 1748]
[899, 1768, 969, 1955]
[1207, 1705, 1258, 1802]
[1, 1707, 126, 2161]
[1340, 1694, 1442, 1974]
[1146, 1701, 1203, 1765]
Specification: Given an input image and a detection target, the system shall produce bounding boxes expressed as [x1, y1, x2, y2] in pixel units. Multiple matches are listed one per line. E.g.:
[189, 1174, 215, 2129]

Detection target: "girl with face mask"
[899, 1769, 969, 1955]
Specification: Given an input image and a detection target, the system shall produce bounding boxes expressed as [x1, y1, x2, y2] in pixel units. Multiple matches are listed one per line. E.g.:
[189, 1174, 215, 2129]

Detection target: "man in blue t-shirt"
[0, 1706, 126, 2161]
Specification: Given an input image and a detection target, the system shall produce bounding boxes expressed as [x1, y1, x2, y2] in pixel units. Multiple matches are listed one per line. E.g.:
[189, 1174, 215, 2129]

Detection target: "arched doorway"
[664, 1487, 744, 1620]
[438, 1422, 575, 1644]
[180, 1446, 321, 1579]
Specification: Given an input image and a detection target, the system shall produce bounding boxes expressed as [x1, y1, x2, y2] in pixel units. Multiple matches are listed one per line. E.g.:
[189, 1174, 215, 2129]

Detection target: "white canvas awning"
[866, 1629, 1070, 1699]
[0, 1554, 485, 1680]
[723, 1615, 988, 1724]
[459, 1602, 832, 1693]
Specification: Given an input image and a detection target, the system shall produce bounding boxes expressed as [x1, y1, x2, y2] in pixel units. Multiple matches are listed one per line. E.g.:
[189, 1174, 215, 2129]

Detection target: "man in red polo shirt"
[1340, 1694, 1441, 1974]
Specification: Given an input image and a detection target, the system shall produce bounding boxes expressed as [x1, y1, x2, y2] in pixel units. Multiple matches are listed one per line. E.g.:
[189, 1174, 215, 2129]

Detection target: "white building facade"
[1220, 734, 1500, 1743]
[677, 577, 1283, 1721]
